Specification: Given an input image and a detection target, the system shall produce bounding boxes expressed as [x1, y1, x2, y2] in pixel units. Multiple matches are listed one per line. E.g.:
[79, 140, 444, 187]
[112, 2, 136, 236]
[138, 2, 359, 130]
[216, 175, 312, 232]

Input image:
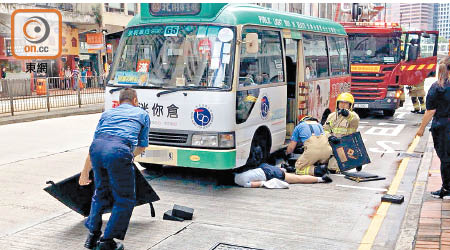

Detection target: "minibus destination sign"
[149, 3, 201, 16]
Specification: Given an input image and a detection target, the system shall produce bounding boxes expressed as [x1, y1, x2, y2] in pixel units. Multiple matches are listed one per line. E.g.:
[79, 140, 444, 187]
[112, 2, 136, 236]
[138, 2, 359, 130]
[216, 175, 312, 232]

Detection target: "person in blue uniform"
[79, 88, 150, 250]
[416, 56, 450, 199]
[285, 116, 331, 176]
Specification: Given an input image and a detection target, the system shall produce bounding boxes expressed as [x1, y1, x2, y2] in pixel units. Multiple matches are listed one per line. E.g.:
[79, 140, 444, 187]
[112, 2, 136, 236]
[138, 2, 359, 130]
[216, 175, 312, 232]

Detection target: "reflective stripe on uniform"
[333, 127, 357, 134]
[296, 165, 314, 176]
[327, 113, 355, 135]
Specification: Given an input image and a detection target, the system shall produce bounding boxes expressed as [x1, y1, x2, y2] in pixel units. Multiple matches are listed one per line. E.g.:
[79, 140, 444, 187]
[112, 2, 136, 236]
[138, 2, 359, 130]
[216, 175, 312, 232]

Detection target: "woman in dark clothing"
[416, 56, 450, 199]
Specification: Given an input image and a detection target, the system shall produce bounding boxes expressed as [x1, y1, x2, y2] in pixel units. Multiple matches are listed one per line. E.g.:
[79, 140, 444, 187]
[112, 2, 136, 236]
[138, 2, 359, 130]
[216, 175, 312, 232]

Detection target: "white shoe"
[262, 178, 289, 189]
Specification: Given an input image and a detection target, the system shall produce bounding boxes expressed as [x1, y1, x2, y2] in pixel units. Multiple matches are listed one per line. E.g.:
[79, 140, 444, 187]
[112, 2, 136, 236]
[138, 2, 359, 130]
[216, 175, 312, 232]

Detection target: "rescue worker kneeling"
[285, 116, 331, 177]
[324, 92, 361, 173]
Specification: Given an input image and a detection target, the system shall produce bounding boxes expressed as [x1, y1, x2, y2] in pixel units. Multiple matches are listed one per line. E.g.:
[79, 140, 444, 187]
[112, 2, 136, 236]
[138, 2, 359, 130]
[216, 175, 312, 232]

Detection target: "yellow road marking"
[358, 136, 421, 250]
[427, 64, 435, 70]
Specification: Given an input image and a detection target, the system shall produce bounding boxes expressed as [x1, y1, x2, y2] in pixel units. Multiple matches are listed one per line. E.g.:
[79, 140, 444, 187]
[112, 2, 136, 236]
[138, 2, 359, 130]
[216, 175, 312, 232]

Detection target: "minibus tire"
[248, 134, 269, 167]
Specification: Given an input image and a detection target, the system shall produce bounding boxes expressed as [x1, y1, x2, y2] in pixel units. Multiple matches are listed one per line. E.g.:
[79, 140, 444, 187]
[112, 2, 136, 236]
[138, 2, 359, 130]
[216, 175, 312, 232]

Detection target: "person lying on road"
[234, 163, 332, 188]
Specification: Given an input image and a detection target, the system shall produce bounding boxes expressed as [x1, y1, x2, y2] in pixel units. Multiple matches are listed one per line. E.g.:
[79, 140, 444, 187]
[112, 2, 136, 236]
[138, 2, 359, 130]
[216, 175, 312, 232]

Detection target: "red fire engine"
[339, 4, 438, 116]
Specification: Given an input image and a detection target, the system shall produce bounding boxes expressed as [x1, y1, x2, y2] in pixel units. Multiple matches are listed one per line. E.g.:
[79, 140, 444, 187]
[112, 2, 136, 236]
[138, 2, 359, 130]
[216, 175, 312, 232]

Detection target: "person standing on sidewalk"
[81, 66, 87, 88]
[72, 66, 80, 90]
[416, 56, 450, 199]
[79, 88, 150, 250]
[64, 66, 71, 90]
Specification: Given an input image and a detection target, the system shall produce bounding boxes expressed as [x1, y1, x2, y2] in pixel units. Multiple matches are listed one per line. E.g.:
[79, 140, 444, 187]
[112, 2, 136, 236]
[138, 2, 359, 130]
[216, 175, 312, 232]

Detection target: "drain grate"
[211, 243, 265, 250]
[397, 152, 422, 159]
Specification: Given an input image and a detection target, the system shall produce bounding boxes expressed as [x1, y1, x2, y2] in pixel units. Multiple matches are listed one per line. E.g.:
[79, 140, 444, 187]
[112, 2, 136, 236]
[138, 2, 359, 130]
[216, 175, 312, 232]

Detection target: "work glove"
[328, 136, 341, 145]
[282, 153, 291, 161]
[338, 109, 350, 117]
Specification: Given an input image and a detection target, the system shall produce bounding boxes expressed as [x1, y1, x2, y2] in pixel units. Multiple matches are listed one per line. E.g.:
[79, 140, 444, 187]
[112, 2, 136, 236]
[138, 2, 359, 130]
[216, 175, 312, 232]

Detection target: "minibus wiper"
[156, 86, 194, 97]
[188, 86, 223, 90]
[109, 86, 126, 94]
[156, 85, 224, 97]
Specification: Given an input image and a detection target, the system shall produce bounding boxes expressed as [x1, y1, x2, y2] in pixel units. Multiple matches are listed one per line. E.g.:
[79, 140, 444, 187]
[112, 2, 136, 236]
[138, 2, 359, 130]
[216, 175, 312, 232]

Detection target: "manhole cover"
[211, 243, 264, 250]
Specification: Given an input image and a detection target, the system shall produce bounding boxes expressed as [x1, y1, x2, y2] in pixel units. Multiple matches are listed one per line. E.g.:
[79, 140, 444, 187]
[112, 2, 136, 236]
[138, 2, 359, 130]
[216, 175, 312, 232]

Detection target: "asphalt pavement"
[0, 78, 437, 250]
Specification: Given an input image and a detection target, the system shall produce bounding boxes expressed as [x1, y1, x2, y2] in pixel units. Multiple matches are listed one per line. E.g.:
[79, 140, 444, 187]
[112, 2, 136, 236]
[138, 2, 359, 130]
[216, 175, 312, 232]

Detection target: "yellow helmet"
[299, 115, 318, 123]
[336, 92, 354, 110]
[244, 95, 257, 102]
[337, 92, 354, 104]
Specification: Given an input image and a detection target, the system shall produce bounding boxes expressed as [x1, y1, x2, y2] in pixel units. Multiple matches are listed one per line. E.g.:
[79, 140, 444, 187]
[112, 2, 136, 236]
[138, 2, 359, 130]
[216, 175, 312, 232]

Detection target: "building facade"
[438, 3, 450, 40]
[388, 3, 436, 31]
[0, 3, 138, 78]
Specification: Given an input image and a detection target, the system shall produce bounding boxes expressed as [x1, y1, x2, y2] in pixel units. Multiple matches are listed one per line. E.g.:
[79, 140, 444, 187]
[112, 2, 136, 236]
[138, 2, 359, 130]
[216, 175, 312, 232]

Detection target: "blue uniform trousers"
[85, 134, 136, 240]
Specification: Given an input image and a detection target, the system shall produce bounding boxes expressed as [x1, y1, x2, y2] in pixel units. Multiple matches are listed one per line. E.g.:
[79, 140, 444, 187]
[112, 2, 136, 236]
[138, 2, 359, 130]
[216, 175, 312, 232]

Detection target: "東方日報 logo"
[192, 106, 213, 128]
[260, 95, 270, 119]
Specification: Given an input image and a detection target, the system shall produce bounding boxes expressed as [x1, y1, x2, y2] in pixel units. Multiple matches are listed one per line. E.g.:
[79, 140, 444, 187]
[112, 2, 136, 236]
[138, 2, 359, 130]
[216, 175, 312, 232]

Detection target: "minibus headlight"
[192, 134, 218, 147]
[219, 133, 235, 148]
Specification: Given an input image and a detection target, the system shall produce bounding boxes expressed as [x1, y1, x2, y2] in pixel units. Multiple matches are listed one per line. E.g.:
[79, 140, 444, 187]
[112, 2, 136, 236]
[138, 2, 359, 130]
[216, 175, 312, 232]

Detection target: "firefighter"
[324, 92, 361, 173]
[416, 56, 450, 199]
[399, 85, 406, 107]
[285, 116, 331, 177]
[408, 80, 426, 114]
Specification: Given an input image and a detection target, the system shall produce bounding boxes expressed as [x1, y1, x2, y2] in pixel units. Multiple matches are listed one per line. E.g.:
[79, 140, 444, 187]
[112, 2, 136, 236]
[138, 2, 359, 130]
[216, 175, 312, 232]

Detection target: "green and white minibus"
[105, 3, 351, 170]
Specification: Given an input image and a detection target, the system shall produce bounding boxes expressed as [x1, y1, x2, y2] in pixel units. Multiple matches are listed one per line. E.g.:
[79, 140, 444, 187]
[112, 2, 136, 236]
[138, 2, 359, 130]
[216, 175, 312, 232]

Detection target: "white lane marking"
[369, 141, 400, 153]
[395, 112, 408, 119]
[336, 185, 387, 192]
[359, 122, 368, 130]
[364, 123, 405, 136]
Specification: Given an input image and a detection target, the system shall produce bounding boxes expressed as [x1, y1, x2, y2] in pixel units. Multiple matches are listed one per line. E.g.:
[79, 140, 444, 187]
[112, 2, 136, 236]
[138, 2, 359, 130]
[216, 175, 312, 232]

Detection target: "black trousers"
[432, 125, 450, 190]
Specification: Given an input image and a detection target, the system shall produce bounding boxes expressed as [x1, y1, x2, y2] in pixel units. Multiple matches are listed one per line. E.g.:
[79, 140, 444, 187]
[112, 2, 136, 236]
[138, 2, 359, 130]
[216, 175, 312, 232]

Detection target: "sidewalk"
[414, 147, 450, 249]
[0, 103, 103, 126]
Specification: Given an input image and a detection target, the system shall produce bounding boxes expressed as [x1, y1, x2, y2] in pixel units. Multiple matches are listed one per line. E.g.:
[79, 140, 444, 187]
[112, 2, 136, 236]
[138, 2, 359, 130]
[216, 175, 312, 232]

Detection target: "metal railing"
[0, 76, 105, 116]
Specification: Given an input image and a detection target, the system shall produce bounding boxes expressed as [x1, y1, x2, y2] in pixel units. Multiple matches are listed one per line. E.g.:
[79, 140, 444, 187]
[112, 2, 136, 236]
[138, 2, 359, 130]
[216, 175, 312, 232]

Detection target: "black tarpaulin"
[44, 164, 159, 217]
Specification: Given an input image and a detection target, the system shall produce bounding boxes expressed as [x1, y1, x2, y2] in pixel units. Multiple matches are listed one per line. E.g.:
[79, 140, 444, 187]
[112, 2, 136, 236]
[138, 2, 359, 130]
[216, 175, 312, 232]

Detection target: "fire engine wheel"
[383, 109, 395, 117]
